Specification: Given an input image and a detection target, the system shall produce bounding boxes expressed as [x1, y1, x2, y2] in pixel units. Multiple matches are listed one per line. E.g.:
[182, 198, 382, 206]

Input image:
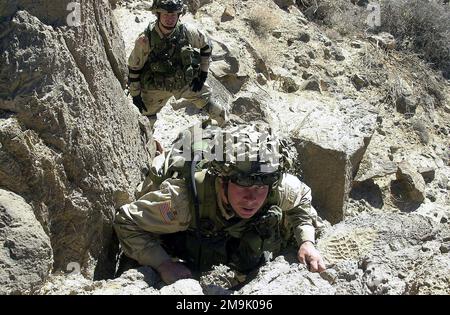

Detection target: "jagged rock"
[0, 1, 151, 278]
[186, 0, 213, 14]
[242, 38, 271, 80]
[396, 96, 417, 115]
[291, 100, 378, 223]
[299, 72, 311, 81]
[352, 74, 370, 91]
[208, 75, 233, 119]
[368, 32, 396, 50]
[397, 78, 413, 96]
[354, 161, 397, 183]
[210, 38, 240, 77]
[294, 54, 311, 68]
[281, 77, 300, 93]
[298, 32, 311, 43]
[38, 266, 159, 295]
[2, 0, 449, 296]
[273, 0, 296, 9]
[436, 172, 449, 190]
[231, 95, 269, 123]
[440, 242, 450, 254]
[418, 167, 436, 184]
[237, 256, 335, 295]
[199, 264, 240, 295]
[301, 78, 327, 93]
[209, 38, 247, 93]
[318, 212, 450, 295]
[109, 0, 119, 9]
[332, 47, 346, 61]
[221, 5, 235, 22]
[160, 279, 204, 295]
[38, 211, 450, 295]
[0, 0, 126, 87]
[0, 189, 53, 294]
[272, 29, 283, 38]
[393, 162, 426, 204]
[129, 1, 154, 12]
[405, 254, 450, 294]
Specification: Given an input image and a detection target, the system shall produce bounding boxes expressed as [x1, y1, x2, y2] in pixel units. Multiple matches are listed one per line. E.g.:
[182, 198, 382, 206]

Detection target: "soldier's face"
[159, 12, 179, 29]
[226, 182, 269, 219]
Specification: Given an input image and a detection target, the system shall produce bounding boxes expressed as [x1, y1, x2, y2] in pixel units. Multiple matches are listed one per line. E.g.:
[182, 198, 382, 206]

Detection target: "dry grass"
[296, 0, 367, 35]
[357, 41, 447, 112]
[380, 0, 450, 79]
[297, 0, 450, 78]
[251, 38, 279, 68]
[246, 7, 281, 38]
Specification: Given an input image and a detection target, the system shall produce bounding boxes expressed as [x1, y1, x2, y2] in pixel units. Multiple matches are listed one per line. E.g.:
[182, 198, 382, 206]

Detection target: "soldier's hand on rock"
[298, 241, 326, 273]
[156, 260, 192, 285]
[190, 71, 208, 92]
[132, 94, 147, 113]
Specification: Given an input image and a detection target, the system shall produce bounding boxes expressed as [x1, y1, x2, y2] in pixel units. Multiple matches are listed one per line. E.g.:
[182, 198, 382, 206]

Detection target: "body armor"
[161, 171, 287, 273]
[141, 22, 201, 91]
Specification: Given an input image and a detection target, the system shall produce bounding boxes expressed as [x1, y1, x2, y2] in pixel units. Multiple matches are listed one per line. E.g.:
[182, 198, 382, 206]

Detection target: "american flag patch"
[159, 201, 175, 223]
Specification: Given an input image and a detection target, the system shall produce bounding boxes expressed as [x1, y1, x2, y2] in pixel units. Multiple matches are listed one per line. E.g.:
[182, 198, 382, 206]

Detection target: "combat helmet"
[207, 123, 292, 187]
[151, 0, 185, 14]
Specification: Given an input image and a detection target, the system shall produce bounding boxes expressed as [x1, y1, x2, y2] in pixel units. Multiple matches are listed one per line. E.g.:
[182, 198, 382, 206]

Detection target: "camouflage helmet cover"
[151, 0, 184, 13]
[206, 123, 293, 186]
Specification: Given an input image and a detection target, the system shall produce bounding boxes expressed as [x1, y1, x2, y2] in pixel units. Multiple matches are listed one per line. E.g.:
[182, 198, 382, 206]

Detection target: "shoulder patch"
[277, 174, 305, 210]
[158, 200, 176, 223]
[137, 34, 149, 46]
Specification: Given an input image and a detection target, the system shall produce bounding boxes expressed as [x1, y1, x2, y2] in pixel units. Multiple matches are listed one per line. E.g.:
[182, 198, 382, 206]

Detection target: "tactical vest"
[140, 22, 201, 91]
[161, 170, 289, 273]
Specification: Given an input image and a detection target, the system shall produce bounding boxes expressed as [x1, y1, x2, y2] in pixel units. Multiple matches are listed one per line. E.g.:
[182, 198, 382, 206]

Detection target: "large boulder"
[36, 212, 450, 295]
[235, 212, 449, 295]
[237, 256, 335, 295]
[394, 161, 426, 204]
[38, 266, 160, 295]
[0, 0, 151, 278]
[0, 189, 53, 294]
[317, 212, 450, 295]
[291, 100, 378, 224]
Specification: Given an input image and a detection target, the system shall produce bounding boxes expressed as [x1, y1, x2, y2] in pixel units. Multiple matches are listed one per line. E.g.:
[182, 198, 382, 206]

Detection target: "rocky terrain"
[1, 0, 449, 294]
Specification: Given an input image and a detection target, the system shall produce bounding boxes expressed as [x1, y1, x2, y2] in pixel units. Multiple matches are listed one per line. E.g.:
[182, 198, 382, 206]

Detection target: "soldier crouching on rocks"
[114, 123, 325, 285]
[127, 0, 228, 131]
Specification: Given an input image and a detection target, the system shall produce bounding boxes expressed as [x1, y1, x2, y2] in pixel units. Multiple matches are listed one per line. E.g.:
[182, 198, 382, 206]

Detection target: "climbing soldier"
[114, 123, 326, 285]
[127, 0, 228, 130]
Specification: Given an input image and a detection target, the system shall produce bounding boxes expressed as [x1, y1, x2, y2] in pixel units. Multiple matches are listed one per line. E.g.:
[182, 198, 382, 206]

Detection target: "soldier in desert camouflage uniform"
[127, 0, 228, 130]
[114, 123, 325, 284]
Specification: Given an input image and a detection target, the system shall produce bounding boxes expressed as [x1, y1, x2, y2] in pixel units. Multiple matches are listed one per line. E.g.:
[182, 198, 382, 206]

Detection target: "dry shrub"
[380, 0, 450, 79]
[296, 0, 367, 35]
[246, 7, 281, 37]
[296, 0, 450, 78]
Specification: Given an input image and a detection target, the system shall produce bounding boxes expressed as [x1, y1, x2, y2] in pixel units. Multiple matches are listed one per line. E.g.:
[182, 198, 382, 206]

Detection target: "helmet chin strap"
[219, 178, 229, 205]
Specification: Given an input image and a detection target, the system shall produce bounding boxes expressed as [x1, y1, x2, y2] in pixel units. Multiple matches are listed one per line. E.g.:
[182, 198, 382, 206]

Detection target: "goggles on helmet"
[228, 172, 281, 187]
